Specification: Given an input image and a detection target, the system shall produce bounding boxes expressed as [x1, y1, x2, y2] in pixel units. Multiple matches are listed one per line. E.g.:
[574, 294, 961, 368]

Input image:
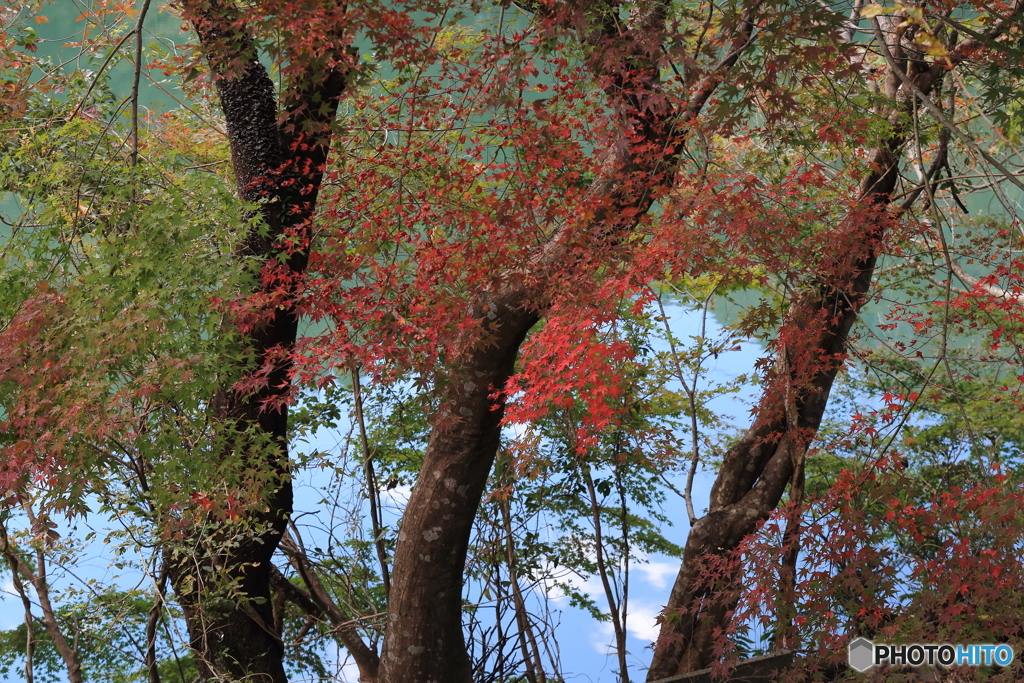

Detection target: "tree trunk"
[167, 2, 351, 680]
[377, 4, 759, 680]
[646, 6, 1024, 674]
[380, 298, 539, 683]
[646, 242, 889, 677]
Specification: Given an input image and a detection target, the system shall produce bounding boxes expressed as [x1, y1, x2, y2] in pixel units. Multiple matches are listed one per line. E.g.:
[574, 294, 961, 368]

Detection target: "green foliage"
[0, 62, 307, 682]
[0, 581, 201, 683]
[0, 66, 266, 510]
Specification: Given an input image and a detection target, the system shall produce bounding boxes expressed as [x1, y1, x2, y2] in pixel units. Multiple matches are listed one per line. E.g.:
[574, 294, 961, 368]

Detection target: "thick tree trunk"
[167, 2, 351, 680]
[646, 116, 909, 683]
[380, 298, 539, 683]
[168, 45, 296, 683]
[646, 242, 888, 678]
[377, 4, 760, 681]
[168, 2, 755, 680]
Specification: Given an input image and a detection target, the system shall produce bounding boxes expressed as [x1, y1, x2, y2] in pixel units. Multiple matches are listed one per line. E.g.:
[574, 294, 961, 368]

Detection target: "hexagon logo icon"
[848, 637, 875, 672]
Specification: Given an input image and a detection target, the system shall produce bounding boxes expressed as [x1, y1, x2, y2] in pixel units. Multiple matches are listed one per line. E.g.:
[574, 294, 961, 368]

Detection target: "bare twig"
[130, 0, 153, 166]
[351, 367, 391, 602]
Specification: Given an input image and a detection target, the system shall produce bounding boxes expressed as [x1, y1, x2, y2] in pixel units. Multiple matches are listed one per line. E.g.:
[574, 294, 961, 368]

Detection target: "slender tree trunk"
[500, 497, 547, 683]
[584, 465, 629, 683]
[646, 6, 1024, 674]
[0, 515, 83, 683]
[270, 552, 382, 681]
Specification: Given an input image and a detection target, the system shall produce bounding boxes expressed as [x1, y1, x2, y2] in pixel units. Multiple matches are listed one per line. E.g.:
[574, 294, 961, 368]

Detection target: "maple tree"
[2, 0, 1024, 682]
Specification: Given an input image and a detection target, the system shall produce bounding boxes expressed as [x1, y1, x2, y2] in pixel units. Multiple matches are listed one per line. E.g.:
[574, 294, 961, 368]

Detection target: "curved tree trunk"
[380, 298, 539, 683]
[646, 229, 892, 678]
[377, 3, 759, 681]
[646, 5, 1024, 676]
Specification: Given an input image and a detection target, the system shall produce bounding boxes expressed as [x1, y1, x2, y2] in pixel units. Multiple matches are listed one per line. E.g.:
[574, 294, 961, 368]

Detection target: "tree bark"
[167, 2, 352, 680]
[380, 297, 539, 683]
[172, 2, 755, 680]
[377, 3, 759, 681]
[646, 5, 1024, 675]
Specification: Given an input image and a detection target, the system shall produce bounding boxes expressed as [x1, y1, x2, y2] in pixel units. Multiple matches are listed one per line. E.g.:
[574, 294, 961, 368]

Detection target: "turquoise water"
[32, 0, 187, 107]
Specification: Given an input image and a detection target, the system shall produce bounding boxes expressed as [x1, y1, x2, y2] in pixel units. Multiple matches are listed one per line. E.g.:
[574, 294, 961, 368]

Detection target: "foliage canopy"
[2, 0, 1024, 682]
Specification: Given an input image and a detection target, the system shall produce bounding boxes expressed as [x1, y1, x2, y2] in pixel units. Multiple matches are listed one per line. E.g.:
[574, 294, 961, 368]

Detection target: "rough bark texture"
[166, 2, 352, 681]
[377, 3, 758, 681]
[646, 5, 1024, 676]
[379, 297, 539, 683]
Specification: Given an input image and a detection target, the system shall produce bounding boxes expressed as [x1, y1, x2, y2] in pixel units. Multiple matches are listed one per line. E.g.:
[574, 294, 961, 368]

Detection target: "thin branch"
[67, 30, 134, 121]
[145, 558, 167, 683]
[351, 367, 391, 602]
[0, 515, 83, 683]
[130, 0, 153, 166]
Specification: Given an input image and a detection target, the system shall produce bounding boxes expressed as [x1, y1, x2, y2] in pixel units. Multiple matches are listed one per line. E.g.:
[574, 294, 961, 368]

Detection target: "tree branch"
[278, 533, 381, 682]
[130, 0, 153, 166]
[871, 17, 1024, 195]
[0, 515, 83, 683]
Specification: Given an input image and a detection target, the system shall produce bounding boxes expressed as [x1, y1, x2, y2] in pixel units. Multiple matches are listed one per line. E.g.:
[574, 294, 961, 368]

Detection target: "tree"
[2, 0, 1024, 682]
[648, 2, 1024, 677]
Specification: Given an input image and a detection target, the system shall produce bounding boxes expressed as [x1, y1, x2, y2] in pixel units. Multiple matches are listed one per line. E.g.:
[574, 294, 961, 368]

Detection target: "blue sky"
[0, 304, 765, 682]
[280, 303, 764, 682]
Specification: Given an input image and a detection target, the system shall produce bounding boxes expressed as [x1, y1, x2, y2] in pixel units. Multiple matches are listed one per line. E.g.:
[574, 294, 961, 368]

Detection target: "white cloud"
[502, 421, 531, 441]
[537, 564, 606, 605]
[339, 658, 361, 682]
[633, 561, 677, 590]
[381, 484, 412, 506]
[590, 621, 616, 655]
[578, 574, 608, 601]
[625, 603, 662, 642]
[588, 605, 662, 654]
[540, 578, 568, 603]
